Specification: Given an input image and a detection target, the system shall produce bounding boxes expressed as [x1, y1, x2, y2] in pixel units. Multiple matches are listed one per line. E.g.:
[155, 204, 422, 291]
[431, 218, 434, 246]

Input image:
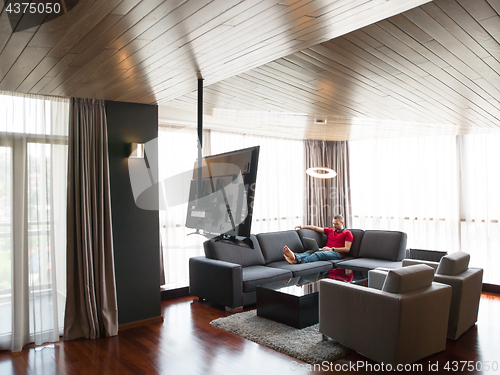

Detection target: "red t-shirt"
[323, 228, 354, 257]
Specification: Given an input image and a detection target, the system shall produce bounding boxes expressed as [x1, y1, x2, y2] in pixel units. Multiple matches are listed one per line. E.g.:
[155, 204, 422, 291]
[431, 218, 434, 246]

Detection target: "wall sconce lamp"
[129, 143, 144, 158]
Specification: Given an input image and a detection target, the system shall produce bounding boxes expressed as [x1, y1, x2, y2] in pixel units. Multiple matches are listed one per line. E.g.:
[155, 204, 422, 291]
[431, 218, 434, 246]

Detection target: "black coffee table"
[256, 274, 325, 329]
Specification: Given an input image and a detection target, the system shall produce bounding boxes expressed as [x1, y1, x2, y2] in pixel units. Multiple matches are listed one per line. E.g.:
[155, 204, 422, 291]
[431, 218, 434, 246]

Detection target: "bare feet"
[283, 246, 298, 264]
[284, 254, 298, 264]
[283, 246, 296, 260]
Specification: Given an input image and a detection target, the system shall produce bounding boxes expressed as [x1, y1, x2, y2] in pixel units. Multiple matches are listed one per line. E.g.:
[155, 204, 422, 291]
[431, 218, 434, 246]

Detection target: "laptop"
[302, 237, 321, 252]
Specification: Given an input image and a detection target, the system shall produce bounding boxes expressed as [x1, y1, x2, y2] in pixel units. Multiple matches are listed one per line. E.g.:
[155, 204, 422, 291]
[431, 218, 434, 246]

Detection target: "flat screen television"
[185, 146, 260, 244]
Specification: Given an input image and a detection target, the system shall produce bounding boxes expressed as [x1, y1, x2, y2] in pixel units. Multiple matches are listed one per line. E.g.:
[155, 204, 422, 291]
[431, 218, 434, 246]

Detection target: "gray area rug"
[210, 310, 349, 364]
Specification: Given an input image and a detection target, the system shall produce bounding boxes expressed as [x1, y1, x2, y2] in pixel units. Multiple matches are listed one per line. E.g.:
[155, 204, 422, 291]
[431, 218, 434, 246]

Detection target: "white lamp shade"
[305, 167, 337, 179]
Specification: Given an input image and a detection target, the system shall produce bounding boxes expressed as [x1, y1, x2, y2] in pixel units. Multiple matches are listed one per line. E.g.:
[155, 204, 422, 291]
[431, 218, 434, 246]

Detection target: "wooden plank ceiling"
[1, 0, 500, 140]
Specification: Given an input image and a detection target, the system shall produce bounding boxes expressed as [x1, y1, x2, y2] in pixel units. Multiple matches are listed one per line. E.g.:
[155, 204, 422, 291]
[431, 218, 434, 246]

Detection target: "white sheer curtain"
[460, 134, 500, 285]
[158, 125, 210, 290]
[210, 131, 305, 234]
[0, 91, 68, 352]
[349, 136, 460, 251]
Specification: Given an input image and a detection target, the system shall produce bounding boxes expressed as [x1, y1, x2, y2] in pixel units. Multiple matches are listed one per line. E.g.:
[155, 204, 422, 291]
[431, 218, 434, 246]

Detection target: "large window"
[158, 125, 208, 290]
[158, 126, 305, 289]
[0, 92, 68, 351]
[210, 131, 305, 234]
[460, 134, 500, 285]
[350, 134, 499, 285]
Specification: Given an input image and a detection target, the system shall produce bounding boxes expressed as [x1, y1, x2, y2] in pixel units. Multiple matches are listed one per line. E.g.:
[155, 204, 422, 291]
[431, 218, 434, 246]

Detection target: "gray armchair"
[319, 265, 452, 366]
[402, 251, 483, 340]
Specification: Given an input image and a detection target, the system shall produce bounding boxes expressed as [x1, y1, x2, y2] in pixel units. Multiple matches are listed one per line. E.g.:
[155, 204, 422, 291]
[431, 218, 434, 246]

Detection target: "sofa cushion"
[329, 256, 354, 266]
[382, 264, 435, 294]
[436, 251, 470, 276]
[336, 258, 403, 272]
[203, 235, 265, 267]
[297, 228, 328, 248]
[266, 260, 332, 277]
[357, 230, 407, 261]
[347, 229, 365, 258]
[242, 266, 292, 292]
[256, 230, 305, 264]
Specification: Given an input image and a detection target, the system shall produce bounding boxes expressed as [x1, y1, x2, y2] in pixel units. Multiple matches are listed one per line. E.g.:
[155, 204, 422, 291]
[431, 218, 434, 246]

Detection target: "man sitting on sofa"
[283, 214, 353, 264]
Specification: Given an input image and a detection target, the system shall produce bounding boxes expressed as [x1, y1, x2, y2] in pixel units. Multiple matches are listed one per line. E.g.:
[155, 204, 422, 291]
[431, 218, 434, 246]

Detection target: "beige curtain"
[305, 140, 351, 228]
[64, 98, 118, 340]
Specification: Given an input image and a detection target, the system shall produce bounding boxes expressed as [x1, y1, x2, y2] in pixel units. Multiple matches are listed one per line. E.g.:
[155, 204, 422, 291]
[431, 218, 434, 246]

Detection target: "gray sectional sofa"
[189, 228, 407, 310]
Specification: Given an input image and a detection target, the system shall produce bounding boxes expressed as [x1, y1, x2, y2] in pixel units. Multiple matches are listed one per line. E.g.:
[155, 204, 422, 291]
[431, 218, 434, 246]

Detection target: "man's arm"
[294, 225, 324, 234]
[322, 241, 352, 253]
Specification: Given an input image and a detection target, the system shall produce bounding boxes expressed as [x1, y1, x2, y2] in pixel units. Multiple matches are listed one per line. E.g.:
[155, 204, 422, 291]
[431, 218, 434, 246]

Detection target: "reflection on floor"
[0, 292, 499, 374]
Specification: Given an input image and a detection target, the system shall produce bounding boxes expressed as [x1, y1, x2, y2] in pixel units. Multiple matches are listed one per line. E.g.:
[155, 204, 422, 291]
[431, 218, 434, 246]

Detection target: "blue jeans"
[294, 250, 343, 263]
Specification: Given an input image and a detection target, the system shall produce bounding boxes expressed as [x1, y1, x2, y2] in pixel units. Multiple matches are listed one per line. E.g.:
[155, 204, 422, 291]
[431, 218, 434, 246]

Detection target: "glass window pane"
[460, 134, 500, 285]
[0, 146, 12, 337]
[349, 136, 460, 250]
[27, 143, 52, 288]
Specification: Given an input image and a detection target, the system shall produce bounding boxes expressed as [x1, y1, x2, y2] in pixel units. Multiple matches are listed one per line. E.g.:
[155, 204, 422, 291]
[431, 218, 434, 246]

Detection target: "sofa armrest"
[408, 249, 447, 261]
[189, 257, 243, 308]
[402, 258, 439, 272]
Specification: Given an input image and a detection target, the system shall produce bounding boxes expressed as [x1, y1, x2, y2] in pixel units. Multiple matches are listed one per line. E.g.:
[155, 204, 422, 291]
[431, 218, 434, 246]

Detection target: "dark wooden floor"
[1, 292, 499, 374]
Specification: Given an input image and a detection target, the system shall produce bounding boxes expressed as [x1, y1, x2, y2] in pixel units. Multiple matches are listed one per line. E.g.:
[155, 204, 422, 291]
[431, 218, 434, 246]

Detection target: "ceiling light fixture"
[306, 140, 336, 179]
[306, 166, 337, 178]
